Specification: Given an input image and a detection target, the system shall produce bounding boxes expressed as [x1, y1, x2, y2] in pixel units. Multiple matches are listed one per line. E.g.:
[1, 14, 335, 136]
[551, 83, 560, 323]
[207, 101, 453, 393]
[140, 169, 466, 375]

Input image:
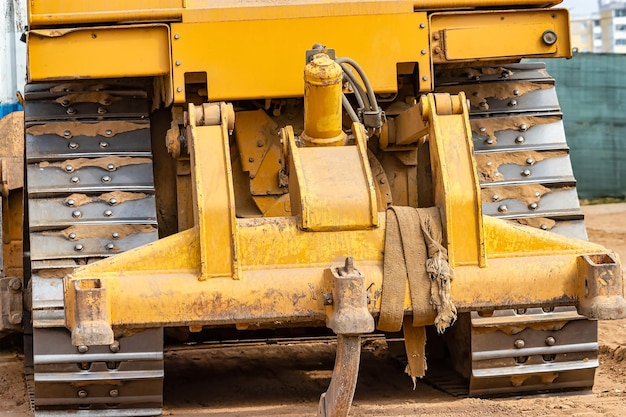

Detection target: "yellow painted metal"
[188, 103, 240, 279]
[421, 93, 486, 268]
[64, 212, 618, 332]
[414, 0, 562, 9]
[430, 9, 572, 63]
[27, 25, 171, 81]
[287, 123, 378, 231]
[302, 54, 346, 145]
[170, 12, 431, 102]
[28, 0, 183, 26]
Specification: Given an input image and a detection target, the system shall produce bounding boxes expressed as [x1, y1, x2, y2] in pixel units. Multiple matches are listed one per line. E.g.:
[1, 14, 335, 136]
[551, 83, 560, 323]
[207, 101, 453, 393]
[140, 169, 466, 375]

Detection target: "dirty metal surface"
[24, 83, 163, 416]
[435, 63, 597, 397]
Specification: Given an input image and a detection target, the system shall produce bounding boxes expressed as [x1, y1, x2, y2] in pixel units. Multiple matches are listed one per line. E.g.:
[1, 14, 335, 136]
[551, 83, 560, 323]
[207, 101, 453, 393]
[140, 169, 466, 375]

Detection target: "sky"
[561, 0, 599, 16]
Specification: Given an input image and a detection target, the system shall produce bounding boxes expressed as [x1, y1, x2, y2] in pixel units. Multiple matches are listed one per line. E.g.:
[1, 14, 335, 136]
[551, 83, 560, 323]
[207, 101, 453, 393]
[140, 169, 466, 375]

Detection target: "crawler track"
[435, 63, 597, 397]
[24, 83, 163, 416]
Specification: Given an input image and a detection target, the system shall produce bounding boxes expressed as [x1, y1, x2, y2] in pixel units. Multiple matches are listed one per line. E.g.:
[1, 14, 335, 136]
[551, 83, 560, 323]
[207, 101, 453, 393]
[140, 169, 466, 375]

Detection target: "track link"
[435, 63, 598, 397]
[24, 82, 163, 416]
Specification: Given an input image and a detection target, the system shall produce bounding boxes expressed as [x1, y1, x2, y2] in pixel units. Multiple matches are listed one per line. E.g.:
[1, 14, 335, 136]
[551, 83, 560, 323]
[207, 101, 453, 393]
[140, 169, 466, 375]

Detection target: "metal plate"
[29, 195, 157, 229]
[472, 116, 567, 152]
[24, 96, 148, 121]
[27, 163, 155, 196]
[479, 154, 575, 185]
[482, 187, 581, 218]
[26, 125, 152, 161]
[435, 63, 550, 86]
[30, 229, 158, 260]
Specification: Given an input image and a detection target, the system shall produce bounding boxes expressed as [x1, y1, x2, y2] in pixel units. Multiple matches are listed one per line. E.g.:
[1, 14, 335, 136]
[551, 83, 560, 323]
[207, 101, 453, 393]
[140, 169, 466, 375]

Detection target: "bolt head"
[99, 141, 109, 149]
[106, 243, 115, 250]
[545, 336, 556, 346]
[109, 198, 117, 205]
[77, 345, 89, 353]
[97, 107, 107, 114]
[479, 127, 487, 133]
[112, 232, 120, 239]
[65, 165, 74, 172]
[104, 209, 113, 217]
[528, 202, 539, 210]
[540, 224, 548, 230]
[64, 130, 71, 137]
[521, 169, 532, 177]
[519, 124, 528, 132]
[72, 210, 82, 218]
[107, 163, 115, 171]
[515, 136, 525, 144]
[109, 389, 119, 397]
[484, 138, 494, 145]
[508, 99, 518, 107]
[66, 107, 76, 115]
[68, 142, 79, 150]
[498, 204, 508, 213]
[105, 129, 112, 136]
[68, 233, 77, 240]
[492, 194, 499, 202]
[526, 158, 535, 165]
[8, 278, 22, 291]
[109, 341, 120, 353]
[514, 339, 525, 349]
[77, 390, 88, 398]
[70, 176, 80, 184]
[66, 199, 75, 207]
[101, 175, 112, 183]
[74, 244, 84, 252]
[513, 89, 520, 96]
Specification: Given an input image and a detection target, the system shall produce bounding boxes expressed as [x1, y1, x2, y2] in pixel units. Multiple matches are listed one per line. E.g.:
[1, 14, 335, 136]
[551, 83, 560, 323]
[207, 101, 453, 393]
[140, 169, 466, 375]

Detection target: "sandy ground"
[2, 203, 626, 417]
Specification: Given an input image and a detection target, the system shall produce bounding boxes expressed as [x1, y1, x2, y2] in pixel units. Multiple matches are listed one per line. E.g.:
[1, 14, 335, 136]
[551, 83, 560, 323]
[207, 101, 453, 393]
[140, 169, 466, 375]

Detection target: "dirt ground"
[2, 203, 626, 417]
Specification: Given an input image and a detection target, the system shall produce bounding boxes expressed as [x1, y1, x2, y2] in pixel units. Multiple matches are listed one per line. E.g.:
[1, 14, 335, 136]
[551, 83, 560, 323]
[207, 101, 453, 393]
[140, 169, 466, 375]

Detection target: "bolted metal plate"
[26, 124, 152, 161]
[28, 195, 157, 230]
[468, 86, 559, 114]
[27, 163, 155, 197]
[478, 153, 575, 185]
[30, 228, 158, 260]
[24, 94, 148, 121]
[435, 63, 551, 86]
[472, 116, 567, 152]
[482, 186, 581, 219]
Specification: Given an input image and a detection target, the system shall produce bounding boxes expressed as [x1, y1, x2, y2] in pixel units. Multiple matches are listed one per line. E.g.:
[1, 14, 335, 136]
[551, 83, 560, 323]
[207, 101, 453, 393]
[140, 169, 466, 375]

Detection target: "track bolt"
[66, 199, 75, 207]
[104, 209, 113, 217]
[109, 341, 120, 353]
[479, 127, 487, 133]
[77, 390, 88, 398]
[540, 224, 548, 230]
[64, 130, 71, 137]
[521, 169, 532, 177]
[97, 107, 107, 114]
[514, 339, 525, 349]
[66, 107, 76, 115]
[484, 138, 494, 145]
[77, 345, 89, 354]
[479, 101, 488, 108]
[69, 142, 79, 150]
[61, 99, 70, 107]
[545, 336, 556, 346]
[74, 244, 84, 252]
[492, 194, 499, 202]
[105, 129, 112, 136]
[106, 243, 115, 251]
[515, 136, 525, 144]
[112, 232, 119, 239]
[64, 165, 74, 172]
[526, 158, 535, 165]
[109, 198, 117, 205]
[101, 175, 112, 183]
[508, 99, 518, 107]
[68, 233, 77, 240]
[72, 210, 82, 218]
[486, 161, 492, 166]
[99, 141, 109, 149]
[70, 176, 80, 184]
[535, 191, 541, 197]
[256, 140, 264, 147]
[9, 278, 21, 291]
[528, 202, 539, 210]
[519, 124, 528, 132]
[109, 389, 119, 397]
[513, 89, 520, 96]
[107, 163, 115, 171]
[497, 204, 508, 213]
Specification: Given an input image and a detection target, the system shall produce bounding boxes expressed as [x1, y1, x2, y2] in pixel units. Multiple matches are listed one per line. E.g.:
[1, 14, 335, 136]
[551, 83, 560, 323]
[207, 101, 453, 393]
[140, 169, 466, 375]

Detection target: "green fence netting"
[540, 53, 626, 199]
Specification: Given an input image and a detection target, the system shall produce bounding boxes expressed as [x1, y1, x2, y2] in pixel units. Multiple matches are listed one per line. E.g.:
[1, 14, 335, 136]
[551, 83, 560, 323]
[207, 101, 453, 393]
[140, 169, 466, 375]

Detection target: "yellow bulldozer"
[0, 1, 625, 416]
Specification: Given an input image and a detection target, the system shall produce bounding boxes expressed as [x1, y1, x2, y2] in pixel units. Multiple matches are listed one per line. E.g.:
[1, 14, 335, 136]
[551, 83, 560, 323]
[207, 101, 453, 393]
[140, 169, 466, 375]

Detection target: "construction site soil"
[2, 203, 626, 417]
